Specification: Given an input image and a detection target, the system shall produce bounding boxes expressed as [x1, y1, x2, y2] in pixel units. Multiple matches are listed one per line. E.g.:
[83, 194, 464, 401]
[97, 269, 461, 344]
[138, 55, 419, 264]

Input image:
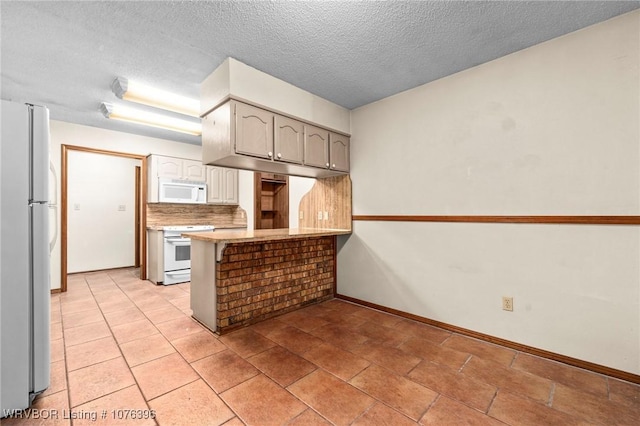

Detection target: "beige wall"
[49, 121, 203, 289]
[339, 11, 640, 374]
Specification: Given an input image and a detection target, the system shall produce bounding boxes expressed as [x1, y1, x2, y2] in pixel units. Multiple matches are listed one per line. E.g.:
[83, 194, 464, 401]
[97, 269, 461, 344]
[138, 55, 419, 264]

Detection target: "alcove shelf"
[255, 173, 289, 229]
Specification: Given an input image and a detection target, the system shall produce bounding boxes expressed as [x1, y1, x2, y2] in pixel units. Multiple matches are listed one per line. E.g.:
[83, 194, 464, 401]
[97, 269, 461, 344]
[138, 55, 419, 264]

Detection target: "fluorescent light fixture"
[111, 77, 201, 117]
[100, 102, 202, 136]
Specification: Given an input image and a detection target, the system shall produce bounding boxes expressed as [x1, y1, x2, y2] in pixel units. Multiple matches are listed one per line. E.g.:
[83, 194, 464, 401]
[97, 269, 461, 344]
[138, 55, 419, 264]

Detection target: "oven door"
[164, 236, 191, 271]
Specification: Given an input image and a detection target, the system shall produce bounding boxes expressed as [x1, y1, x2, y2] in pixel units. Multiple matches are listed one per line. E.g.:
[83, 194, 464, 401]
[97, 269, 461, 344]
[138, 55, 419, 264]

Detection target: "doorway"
[254, 172, 289, 229]
[61, 145, 147, 291]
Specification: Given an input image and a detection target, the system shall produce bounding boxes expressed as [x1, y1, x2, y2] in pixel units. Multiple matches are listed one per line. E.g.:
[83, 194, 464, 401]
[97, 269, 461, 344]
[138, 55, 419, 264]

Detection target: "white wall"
[67, 151, 139, 273]
[49, 120, 202, 288]
[339, 11, 640, 374]
[238, 170, 254, 230]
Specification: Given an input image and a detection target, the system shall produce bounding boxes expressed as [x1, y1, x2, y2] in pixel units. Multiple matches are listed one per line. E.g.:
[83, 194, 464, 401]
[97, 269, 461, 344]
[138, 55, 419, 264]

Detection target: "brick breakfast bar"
[182, 228, 351, 334]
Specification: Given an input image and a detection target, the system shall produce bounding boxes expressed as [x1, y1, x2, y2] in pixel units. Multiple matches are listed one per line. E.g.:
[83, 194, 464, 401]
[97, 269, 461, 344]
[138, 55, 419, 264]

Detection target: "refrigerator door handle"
[30, 203, 50, 395]
[49, 161, 57, 206]
[49, 204, 58, 253]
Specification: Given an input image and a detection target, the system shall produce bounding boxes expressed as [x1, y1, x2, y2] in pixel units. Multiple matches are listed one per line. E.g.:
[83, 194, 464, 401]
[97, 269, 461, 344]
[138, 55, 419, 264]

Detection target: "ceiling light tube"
[100, 102, 202, 136]
[111, 77, 201, 117]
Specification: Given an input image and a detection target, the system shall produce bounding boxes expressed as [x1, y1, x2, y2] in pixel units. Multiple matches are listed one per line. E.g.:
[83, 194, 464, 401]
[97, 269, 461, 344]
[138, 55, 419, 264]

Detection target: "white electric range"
[162, 225, 214, 285]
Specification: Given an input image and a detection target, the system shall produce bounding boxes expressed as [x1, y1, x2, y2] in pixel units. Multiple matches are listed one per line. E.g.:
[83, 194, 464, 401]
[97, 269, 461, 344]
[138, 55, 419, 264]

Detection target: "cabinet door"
[274, 115, 303, 164]
[303, 125, 329, 169]
[222, 168, 239, 204]
[156, 156, 183, 179]
[206, 166, 224, 204]
[329, 133, 350, 172]
[206, 167, 238, 204]
[182, 159, 206, 181]
[235, 103, 274, 160]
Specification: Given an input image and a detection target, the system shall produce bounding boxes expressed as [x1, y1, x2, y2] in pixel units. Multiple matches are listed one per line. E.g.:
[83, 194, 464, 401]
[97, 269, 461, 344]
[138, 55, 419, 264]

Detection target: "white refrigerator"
[1, 100, 51, 414]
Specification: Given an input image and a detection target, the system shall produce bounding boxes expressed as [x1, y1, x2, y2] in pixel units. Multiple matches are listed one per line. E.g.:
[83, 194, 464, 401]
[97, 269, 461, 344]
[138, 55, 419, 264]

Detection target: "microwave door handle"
[165, 237, 191, 244]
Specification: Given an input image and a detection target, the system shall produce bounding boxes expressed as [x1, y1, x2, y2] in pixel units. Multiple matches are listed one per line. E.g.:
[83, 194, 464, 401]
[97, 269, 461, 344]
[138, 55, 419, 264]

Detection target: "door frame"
[61, 145, 148, 292]
[135, 166, 142, 268]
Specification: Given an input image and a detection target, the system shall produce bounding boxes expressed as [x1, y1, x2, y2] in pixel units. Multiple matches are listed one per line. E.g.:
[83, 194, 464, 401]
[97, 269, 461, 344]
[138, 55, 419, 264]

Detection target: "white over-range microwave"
[158, 178, 206, 204]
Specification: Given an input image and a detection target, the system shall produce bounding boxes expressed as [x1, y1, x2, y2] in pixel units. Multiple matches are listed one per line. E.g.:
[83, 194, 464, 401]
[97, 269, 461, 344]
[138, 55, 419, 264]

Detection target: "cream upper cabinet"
[329, 132, 350, 172]
[235, 102, 274, 160]
[304, 125, 329, 169]
[182, 159, 207, 181]
[155, 156, 183, 179]
[222, 168, 239, 204]
[152, 155, 205, 181]
[274, 115, 304, 164]
[206, 166, 223, 203]
[206, 166, 238, 205]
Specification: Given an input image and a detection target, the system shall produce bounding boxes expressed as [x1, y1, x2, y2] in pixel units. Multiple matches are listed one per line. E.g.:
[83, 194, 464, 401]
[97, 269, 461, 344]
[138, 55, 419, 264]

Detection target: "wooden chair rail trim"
[336, 294, 640, 384]
[352, 215, 640, 225]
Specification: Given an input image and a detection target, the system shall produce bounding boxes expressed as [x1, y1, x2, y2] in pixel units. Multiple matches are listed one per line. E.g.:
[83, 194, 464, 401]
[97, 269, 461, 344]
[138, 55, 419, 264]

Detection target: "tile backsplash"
[146, 203, 247, 228]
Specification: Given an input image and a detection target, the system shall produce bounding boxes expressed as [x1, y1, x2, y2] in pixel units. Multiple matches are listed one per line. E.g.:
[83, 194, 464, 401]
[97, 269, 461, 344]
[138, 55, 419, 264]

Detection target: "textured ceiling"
[1, 1, 638, 145]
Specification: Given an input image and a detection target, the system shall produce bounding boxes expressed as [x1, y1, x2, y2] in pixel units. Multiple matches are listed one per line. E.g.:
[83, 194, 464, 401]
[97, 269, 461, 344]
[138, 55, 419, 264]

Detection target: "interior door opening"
[61, 145, 147, 291]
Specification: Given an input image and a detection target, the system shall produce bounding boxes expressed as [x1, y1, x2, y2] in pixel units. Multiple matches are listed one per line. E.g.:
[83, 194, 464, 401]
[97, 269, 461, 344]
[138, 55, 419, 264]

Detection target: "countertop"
[182, 227, 351, 243]
[147, 225, 247, 231]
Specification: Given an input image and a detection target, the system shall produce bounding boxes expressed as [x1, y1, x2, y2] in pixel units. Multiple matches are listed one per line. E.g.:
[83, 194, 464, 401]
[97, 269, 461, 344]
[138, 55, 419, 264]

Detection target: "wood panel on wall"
[298, 175, 352, 230]
[146, 204, 247, 228]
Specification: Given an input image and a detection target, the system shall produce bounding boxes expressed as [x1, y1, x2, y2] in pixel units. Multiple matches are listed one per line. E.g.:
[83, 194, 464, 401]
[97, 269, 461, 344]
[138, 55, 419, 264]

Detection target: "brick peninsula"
[182, 228, 351, 334]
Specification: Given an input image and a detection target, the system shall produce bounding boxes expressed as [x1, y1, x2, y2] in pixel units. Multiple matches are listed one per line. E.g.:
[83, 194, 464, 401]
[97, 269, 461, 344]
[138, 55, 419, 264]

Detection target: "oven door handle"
[165, 271, 191, 277]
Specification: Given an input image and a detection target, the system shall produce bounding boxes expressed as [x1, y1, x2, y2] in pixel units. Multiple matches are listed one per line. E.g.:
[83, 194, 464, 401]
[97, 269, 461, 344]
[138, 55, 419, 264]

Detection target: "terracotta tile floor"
[4, 267, 639, 425]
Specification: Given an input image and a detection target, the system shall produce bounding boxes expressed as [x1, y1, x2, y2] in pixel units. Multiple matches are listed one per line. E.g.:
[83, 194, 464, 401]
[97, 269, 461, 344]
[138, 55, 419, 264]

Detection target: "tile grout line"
[61, 275, 92, 423]
[86, 270, 160, 425]
[458, 354, 473, 373]
[109, 269, 244, 423]
[485, 389, 499, 417]
[120, 271, 241, 422]
[510, 351, 519, 367]
[547, 382, 556, 407]
[420, 393, 442, 422]
[51, 291, 75, 425]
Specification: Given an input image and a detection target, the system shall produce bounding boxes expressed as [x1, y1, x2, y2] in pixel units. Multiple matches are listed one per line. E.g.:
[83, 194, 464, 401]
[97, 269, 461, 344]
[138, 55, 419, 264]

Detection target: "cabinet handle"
[332, 163, 336, 169]
[277, 153, 282, 159]
[268, 151, 273, 157]
[325, 163, 330, 168]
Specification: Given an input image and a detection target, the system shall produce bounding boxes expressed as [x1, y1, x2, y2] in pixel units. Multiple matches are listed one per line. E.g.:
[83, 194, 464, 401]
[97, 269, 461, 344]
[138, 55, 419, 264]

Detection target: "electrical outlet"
[317, 211, 323, 220]
[118, 205, 126, 211]
[502, 297, 514, 311]
[323, 211, 329, 220]
[299, 211, 304, 220]
[74, 204, 80, 211]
